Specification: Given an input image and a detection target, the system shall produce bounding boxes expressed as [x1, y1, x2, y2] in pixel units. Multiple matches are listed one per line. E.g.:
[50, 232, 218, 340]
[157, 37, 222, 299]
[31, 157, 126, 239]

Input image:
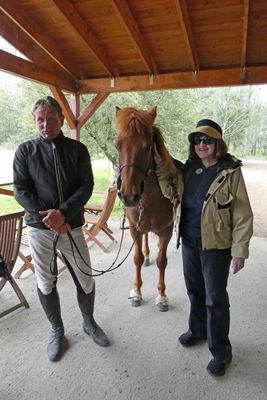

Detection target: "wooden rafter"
[174, 0, 199, 72]
[78, 66, 267, 94]
[47, 90, 109, 139]
[77, 93, 110, 130]
[0, 13, 66, 73]
[1, 0, 267, 94]
[0, 50, 77, 93]
[241, 0, 250, 69]
[49, 86, 77, 129]
[111, 0, 158, 75]
[70, 94, 80, 120]
[0, 1, 78, 78]
[52, 0, 119, 77]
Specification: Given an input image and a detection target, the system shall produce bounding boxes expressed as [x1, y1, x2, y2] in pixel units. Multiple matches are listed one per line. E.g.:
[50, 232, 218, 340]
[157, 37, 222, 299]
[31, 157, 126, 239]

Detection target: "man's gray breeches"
[27, 226, 94, 295]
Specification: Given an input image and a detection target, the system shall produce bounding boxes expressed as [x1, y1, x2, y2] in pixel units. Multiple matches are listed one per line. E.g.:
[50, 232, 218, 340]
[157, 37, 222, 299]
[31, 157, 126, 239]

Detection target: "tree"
[1, 77, 267, 160]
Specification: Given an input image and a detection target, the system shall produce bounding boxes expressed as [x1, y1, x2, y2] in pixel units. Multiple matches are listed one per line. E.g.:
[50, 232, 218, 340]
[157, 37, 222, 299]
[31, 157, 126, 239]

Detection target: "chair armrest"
[84, 204, 103, 215]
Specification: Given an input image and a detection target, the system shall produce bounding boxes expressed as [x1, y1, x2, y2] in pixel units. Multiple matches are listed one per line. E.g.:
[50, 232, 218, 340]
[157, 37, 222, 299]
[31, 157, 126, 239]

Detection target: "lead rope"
[60, 206, 141, 276]
[50, 141, 143, 277]
[50, 142, 65, 276]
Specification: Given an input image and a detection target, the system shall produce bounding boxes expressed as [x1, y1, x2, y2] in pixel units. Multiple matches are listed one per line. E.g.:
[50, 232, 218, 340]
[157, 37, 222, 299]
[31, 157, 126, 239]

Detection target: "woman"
[155, 119, 253, 376]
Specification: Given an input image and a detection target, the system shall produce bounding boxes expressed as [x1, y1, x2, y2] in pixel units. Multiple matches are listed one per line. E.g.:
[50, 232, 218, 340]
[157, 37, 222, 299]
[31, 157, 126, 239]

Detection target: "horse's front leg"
[129, 230, 144, 307]
[156, 228, 173, 311]
[143, 232, 150, 266]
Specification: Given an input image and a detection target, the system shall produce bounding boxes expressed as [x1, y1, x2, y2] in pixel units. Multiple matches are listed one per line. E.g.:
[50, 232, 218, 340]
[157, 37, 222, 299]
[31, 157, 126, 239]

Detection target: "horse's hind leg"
[129, 233, 144, 307]
[156, 229, 173, 311]
[143, 232, 150, 266]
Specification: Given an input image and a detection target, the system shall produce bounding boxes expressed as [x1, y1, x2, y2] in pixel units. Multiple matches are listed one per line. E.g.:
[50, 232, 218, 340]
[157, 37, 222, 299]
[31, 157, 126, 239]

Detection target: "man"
[13, 95, 109, 362]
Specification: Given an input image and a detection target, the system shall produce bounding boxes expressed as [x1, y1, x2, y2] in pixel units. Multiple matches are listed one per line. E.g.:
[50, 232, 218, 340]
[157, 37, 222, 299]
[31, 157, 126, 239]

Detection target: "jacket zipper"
[51, 142, 64, 204]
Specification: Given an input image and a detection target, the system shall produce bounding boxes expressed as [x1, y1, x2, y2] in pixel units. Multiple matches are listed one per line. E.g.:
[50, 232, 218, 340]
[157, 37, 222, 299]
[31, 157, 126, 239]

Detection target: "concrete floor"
[0, 220, 266, 400]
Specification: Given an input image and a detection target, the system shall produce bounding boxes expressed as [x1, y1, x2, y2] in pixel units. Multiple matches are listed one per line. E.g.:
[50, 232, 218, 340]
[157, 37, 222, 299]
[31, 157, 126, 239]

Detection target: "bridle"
[116, 142, 154, 192]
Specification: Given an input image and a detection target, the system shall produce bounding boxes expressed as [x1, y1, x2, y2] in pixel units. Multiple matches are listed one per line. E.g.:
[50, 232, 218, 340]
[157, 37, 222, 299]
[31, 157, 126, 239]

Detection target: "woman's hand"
[232, 257, 245, 274]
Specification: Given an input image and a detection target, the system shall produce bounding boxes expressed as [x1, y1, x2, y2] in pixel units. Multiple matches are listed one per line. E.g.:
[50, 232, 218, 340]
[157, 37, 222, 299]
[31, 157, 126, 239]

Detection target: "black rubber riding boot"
[37, 287, 65, 361]
[77, 287, 109, 347]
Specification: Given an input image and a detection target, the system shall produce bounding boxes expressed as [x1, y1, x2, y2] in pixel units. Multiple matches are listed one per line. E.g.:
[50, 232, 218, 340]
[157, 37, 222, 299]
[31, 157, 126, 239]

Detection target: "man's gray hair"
[32, 96, 63, 116]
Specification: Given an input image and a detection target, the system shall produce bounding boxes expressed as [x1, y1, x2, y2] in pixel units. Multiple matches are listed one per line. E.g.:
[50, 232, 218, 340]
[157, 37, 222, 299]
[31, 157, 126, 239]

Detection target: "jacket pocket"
[214, 193, 233, 229]
[216, 192, 233, 208]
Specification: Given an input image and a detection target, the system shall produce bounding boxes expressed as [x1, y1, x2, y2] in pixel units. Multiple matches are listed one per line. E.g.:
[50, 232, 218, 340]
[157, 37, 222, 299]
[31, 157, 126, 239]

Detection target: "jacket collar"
[217, 153, 242, 171]
[39, 130, 65, 144]
[184, 153, 242, 174]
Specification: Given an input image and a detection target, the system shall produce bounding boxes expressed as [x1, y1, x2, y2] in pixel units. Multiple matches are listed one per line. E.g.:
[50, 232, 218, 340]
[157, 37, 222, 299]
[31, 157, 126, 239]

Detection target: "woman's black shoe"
[207, 354, 232, 376]
[178, 330, 206, 347]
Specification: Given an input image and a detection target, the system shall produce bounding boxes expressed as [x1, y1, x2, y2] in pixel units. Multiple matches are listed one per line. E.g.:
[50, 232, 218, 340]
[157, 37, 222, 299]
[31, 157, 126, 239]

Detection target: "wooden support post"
[49, 86, 109, 141]
[70, 94, 80, 140]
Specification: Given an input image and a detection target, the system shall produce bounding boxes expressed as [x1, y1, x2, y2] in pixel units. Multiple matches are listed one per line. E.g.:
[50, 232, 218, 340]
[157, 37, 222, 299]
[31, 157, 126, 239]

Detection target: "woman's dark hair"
[32, 96, 63, 116]
[188, 137, 228, 161]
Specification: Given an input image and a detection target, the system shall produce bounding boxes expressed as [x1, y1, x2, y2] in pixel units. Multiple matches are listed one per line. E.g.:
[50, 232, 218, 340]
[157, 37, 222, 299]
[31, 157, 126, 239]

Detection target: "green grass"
[0, 163, 123, 217]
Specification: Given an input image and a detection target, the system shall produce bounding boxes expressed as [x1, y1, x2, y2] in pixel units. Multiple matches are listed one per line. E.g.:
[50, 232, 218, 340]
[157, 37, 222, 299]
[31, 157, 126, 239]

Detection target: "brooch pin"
[195, 168, 203, 175]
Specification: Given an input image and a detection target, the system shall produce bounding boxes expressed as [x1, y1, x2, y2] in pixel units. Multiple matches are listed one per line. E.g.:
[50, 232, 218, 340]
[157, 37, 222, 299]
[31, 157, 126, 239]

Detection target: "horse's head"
[115, 106, 157, 207]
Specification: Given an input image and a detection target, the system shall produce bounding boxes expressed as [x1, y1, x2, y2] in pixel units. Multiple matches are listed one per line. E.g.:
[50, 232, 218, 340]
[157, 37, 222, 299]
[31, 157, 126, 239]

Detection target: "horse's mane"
[116, 107, 155, 137]
[152, 126, 177, 175]
[116, 107, 177, 175]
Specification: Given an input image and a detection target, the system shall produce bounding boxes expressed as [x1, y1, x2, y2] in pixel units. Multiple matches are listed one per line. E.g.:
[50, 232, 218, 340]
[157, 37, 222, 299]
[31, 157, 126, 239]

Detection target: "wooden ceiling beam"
[0, 1, 78, 78]
[52, 0, 119, 77]
[174, 0, 199, 72]
[78, 66, 267, 94]
[111, 0, 158, 75]
[0, 50, 77, 93]
[0, 13, 66, 73]
[241, 0, 250, 69]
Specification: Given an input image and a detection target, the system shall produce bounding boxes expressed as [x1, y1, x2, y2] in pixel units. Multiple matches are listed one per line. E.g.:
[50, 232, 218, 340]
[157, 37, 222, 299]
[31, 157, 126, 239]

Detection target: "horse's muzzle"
[118, 191, 141, 207]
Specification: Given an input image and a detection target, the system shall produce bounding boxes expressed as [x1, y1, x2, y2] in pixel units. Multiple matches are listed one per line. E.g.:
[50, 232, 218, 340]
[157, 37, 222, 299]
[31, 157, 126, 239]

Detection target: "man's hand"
[39, 209, 66, 232]
[232, 257, 245, 274]
[52, 222, 71, 235]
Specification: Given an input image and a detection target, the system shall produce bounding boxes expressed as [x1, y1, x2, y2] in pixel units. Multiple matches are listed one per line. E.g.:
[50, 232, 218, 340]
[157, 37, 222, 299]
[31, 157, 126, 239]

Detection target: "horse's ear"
[116, 106, 121, 115]
[149, 106, 157, 118]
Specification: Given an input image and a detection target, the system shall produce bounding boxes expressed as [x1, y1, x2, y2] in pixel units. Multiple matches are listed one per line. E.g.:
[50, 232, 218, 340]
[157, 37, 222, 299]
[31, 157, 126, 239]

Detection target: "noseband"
[119, 162, 150, 177]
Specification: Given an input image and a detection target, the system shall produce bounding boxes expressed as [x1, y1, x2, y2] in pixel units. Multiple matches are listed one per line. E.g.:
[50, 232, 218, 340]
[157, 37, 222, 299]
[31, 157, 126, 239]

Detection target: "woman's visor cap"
[188, 119, 222, 142]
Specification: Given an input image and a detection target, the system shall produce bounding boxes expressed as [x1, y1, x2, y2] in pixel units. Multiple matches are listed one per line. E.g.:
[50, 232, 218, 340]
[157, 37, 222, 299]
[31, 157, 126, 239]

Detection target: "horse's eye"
[144, 144, 151, 152]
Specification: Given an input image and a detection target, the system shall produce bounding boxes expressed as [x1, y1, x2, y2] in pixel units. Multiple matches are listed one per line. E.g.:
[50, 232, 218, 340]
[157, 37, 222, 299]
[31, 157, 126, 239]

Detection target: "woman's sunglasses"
[193, 135, 216, 145]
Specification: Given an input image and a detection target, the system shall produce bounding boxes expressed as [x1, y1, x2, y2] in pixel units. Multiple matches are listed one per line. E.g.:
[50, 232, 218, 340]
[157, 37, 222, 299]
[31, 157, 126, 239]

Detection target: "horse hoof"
[157, 302, 168, 312]
[129, 289, 142, 307]
[130, 298, 142, 307]
[156, 295, 168, 312]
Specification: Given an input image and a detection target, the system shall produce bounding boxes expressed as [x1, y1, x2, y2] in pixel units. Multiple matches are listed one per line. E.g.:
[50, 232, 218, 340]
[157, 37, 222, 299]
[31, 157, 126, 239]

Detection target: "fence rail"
[0, 182, 14, 196]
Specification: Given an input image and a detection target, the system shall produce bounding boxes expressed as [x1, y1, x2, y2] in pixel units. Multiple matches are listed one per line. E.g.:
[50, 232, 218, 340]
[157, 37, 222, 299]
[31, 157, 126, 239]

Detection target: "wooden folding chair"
[15, 230, 35, 279]
[83, 185, 118, 252]
[0, 211, 29, 318]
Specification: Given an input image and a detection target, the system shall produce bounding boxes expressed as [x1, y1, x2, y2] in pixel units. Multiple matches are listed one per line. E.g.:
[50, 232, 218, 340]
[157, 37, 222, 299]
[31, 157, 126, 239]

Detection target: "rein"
[50, 206, 144, 278]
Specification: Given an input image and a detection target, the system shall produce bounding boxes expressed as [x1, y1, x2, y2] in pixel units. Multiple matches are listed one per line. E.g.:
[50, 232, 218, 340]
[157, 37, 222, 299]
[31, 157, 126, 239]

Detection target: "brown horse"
[115, 106, 179, 311]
